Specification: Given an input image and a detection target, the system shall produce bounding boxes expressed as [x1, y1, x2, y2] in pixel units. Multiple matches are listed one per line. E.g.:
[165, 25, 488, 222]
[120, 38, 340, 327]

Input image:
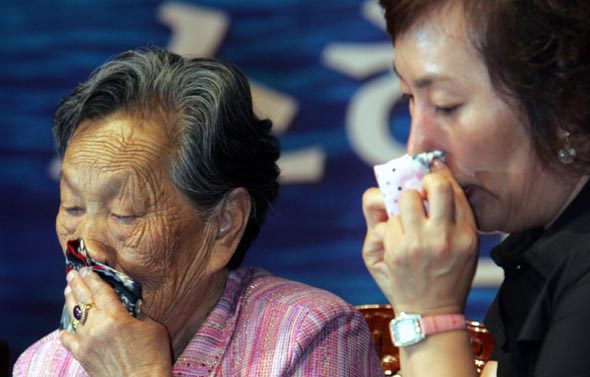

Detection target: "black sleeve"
[534, 261, 590, 377]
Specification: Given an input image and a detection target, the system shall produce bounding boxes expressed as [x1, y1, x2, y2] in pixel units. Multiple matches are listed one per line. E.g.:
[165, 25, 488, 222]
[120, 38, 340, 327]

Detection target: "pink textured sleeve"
[13, 331, 87, 376]
[287, 305, 384, 376]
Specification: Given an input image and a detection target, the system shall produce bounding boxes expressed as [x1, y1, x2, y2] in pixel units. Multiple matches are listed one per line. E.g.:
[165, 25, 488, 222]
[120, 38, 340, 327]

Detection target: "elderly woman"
[362, 1, 590, 376]
[14, 48, 382, 376]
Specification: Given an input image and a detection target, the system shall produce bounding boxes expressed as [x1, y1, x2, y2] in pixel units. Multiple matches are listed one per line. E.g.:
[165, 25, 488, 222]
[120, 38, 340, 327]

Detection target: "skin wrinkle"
[37, 52, 281, 373]
[57, 112, 227, 358]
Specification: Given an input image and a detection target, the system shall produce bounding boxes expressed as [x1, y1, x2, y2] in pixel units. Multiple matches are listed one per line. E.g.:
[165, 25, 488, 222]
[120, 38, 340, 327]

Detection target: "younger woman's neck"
[545, 174, 589, 229]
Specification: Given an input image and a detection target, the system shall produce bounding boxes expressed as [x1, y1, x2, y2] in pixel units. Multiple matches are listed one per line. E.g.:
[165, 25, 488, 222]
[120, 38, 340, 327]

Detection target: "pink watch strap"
[420, 314, 466, 335]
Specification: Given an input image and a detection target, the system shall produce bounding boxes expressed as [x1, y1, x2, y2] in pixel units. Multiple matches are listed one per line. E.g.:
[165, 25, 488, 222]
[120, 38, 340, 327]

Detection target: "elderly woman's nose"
[75, 216, 109, 256]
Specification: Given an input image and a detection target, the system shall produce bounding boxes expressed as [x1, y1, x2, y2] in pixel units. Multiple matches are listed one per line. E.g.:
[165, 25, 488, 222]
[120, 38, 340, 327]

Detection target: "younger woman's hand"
[362, 161, 479, 315]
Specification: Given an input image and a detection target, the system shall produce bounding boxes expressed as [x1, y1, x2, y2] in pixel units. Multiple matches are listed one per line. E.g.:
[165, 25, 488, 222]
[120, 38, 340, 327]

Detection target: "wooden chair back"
[357, 304, 494, 376]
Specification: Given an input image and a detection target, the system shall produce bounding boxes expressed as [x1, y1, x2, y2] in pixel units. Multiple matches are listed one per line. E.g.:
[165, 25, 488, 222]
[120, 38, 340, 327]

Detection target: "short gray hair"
[53, 48, 281, 269]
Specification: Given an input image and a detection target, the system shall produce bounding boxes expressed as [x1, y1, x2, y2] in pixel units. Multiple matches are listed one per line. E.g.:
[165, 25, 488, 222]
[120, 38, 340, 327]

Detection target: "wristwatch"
[389, 312, 466, 347]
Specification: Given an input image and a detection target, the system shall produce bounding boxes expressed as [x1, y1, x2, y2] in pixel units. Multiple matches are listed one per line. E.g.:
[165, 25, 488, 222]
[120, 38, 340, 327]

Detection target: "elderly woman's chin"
[14, 48, 383, 376]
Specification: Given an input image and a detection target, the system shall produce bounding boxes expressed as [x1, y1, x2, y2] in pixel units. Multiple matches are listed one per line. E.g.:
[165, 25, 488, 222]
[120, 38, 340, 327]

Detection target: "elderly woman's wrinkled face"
[394, 4, 568, 233]
[56, 114, 218, 324]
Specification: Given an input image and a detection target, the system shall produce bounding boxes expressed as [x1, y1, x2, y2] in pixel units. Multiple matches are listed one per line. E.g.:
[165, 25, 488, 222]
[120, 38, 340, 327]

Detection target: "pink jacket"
[14, 266, 383, 376]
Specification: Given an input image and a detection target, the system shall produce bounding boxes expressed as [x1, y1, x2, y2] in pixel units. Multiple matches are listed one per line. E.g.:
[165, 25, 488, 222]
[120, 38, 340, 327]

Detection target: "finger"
[64, 285, 78, 321]
[65, 269, 99, 335]
[386, 213, 404, 239]
[362, 187, 389, 228]
[60, 329, 81, 356]
[381, 214, 404, 258]
[362, 219, 400, 307]
[66, 269, 94, 307]
[448, 180, 477, 226]
[422, 173, 455, 223]
[64, 284, 86, 335]
[398, 189, 426, 234]
[362, 222, 387, 263]
[430, 160, 476, 225]
[429, 159, 459, 187]
[81, 269, 126, 312]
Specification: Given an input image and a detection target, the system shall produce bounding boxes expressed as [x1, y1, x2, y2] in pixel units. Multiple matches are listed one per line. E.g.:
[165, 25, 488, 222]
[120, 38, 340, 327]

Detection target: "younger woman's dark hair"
[380, 0, 590, 173]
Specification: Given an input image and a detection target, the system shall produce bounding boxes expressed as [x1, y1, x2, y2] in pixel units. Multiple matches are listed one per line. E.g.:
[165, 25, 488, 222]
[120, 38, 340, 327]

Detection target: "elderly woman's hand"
[60, 268, 172, 377]
[362, 160, 479, 315]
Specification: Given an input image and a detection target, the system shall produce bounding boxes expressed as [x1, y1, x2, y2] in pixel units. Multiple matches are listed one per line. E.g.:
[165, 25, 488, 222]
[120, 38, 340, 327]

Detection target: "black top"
[485, 182, 590, 377]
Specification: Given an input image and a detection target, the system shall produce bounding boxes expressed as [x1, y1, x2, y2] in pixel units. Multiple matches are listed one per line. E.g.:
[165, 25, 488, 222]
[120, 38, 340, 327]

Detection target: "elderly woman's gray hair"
[53, 48, 280, 269]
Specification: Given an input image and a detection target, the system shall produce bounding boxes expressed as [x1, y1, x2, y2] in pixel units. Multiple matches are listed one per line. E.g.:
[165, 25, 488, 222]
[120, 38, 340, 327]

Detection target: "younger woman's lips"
[462, 185, 474, 199]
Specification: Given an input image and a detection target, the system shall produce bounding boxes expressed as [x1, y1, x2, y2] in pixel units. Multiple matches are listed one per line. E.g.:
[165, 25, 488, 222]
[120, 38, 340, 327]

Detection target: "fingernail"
[66, 270, 76, 282]
[431, 159, 445, 170]
[80, 267, 89, 278]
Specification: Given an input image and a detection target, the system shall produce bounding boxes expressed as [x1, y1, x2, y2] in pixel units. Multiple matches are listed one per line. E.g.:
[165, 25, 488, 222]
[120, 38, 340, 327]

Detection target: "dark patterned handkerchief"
[60, 238, 143, 331]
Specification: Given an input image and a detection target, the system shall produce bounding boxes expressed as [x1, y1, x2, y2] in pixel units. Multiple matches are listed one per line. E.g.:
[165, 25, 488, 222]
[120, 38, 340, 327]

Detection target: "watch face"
[391, 315, 424, 347]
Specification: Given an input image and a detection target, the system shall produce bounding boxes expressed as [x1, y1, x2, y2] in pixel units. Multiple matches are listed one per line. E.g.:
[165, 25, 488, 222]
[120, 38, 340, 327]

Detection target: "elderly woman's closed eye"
[14, 48, 383, 377]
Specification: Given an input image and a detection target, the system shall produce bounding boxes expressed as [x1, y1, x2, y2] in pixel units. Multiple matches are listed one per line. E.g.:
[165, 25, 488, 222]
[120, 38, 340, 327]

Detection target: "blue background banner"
[1, 0, 501, 370]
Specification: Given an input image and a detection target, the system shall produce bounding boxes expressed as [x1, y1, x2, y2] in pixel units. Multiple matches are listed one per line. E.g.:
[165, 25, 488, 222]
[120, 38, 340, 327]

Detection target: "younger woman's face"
[394, 4, 570, 233]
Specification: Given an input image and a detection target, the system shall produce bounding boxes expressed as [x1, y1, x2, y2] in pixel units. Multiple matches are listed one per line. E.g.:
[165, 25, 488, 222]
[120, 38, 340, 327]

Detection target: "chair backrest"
[357, 304, 494, 376]
[0, 339, 9, 377]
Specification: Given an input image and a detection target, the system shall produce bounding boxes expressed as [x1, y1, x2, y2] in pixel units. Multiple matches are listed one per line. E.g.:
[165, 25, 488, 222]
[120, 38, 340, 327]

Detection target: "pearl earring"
[558, 132, 576, 165]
